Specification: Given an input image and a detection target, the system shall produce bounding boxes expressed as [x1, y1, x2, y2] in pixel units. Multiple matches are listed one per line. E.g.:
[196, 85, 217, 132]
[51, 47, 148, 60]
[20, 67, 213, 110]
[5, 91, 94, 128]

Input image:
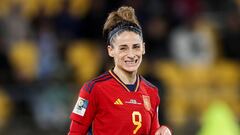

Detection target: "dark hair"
[103, 6, 142, 45]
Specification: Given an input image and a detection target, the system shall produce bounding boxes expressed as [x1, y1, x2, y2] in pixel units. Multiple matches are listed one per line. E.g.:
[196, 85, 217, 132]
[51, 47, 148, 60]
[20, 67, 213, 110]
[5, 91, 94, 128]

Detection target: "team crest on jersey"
[142, 95, 151, 111]
[73, 97, 88, 116]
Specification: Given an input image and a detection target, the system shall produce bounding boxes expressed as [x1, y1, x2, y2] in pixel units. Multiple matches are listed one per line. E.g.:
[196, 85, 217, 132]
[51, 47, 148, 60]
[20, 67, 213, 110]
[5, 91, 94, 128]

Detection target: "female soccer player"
[68, 6, 172, 135]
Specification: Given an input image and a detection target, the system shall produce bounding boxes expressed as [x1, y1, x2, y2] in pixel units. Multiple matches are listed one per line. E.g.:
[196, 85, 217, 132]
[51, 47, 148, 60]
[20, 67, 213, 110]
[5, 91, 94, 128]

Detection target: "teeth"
[125, 60, 137, 64]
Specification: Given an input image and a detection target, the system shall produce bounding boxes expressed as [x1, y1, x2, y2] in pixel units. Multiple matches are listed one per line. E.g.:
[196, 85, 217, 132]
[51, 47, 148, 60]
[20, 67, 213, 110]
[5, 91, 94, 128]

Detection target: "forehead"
[113, 31, 142, 46]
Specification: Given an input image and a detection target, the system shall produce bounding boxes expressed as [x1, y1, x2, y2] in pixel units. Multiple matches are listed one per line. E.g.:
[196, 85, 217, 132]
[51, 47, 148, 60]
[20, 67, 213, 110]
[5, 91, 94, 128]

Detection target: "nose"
[127, 49, 136, 59]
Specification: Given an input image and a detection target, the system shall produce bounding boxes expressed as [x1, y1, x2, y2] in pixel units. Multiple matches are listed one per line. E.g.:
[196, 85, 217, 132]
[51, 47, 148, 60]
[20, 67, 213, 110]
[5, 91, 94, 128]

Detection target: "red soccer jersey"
[69, 70, 160, 135]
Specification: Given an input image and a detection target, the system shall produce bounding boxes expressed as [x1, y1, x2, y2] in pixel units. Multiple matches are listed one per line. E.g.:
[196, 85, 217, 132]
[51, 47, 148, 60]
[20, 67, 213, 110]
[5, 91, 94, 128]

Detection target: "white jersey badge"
[73, 97, 88, 116]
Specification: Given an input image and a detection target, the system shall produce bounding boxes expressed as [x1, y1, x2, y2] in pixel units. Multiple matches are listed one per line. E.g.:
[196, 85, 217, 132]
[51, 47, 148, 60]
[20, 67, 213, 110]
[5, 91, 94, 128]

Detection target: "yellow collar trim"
[109, 70, 139, 92]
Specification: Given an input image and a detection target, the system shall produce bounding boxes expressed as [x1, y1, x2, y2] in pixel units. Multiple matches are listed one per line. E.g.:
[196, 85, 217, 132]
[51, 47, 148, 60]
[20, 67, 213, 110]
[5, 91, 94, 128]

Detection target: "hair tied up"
[103, 6, 141, 44]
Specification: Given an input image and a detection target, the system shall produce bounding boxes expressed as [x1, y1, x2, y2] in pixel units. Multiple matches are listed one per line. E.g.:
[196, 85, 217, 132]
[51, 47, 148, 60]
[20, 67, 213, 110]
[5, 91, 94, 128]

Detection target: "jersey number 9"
[132, 111, 142, 134]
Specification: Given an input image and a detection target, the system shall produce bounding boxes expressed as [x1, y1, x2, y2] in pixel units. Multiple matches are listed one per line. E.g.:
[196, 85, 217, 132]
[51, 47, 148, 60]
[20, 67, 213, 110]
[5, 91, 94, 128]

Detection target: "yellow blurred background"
[0, 0, 239, 135]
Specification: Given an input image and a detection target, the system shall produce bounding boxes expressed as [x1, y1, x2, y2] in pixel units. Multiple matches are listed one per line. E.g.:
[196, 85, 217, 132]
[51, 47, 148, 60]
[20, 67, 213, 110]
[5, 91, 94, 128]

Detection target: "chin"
[122, 66, 139, 73]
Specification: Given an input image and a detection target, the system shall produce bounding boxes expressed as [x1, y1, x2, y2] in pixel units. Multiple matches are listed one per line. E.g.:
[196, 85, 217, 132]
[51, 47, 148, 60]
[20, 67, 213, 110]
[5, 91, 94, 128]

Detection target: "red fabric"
[68, 71, 160, 135]
[68, 120, 89, 135]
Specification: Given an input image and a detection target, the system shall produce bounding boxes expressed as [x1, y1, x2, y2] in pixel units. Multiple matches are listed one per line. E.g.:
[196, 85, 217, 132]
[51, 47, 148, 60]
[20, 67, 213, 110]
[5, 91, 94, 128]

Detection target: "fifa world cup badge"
[142, 95, 151, 111]
[73, 97, 89, 116]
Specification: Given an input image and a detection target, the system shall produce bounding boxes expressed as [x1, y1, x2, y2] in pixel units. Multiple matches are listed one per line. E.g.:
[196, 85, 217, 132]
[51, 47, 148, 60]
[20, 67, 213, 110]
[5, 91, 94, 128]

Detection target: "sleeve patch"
[73, 97, 89, 116]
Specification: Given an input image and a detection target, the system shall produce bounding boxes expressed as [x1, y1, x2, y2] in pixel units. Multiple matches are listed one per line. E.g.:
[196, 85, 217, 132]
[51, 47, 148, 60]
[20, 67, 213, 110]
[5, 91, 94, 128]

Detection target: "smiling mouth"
[125, 59, 138, 65]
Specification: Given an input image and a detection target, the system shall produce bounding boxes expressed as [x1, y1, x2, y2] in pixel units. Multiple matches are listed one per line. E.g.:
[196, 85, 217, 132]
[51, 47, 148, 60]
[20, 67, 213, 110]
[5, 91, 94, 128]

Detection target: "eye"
[119, 47, 127, 50]
[133, 44, 140, 49]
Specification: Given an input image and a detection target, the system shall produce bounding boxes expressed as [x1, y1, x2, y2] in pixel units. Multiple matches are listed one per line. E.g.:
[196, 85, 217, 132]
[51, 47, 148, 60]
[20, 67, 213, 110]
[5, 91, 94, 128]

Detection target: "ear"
[142, 42, 145, 55]
[107, 45, 114, 57]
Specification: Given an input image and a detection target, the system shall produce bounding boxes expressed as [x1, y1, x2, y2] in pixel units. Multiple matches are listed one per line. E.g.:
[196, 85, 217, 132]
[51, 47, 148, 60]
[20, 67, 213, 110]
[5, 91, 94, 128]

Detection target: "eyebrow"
[118, 44, 128, 47]
[133, 43, 140, 46]
[118, 43, 140, 47]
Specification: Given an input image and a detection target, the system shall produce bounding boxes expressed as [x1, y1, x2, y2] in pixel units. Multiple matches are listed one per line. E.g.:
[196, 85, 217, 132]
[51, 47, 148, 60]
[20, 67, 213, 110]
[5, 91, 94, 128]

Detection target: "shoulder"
[140, 76, 160, 105]
[140, 76, 158, 90]
[83, 72, 112, 93]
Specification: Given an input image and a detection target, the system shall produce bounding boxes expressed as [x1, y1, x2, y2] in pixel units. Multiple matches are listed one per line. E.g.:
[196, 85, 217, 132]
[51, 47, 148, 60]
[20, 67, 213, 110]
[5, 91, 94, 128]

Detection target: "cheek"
[118, 55, 126, 62]
[113, 54, 124, 62]
[115, 52, 125, 59]
[136, 51, 144, 58]
[134, 48, 144, 54]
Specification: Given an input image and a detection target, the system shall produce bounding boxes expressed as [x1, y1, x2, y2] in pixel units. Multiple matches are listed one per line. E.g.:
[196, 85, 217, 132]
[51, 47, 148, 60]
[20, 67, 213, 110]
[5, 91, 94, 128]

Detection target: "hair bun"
[103, 6, 141, 40]
[117, 6, 136, 22]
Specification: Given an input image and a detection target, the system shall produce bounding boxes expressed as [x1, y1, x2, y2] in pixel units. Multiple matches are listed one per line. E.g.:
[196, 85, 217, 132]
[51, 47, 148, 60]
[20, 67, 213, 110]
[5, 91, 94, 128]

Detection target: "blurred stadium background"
[0, 0, 239, 135]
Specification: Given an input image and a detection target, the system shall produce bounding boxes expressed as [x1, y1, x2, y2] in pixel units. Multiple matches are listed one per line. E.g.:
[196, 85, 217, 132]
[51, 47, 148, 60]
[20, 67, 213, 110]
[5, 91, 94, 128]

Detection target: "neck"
[113, 67, 137, 84]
